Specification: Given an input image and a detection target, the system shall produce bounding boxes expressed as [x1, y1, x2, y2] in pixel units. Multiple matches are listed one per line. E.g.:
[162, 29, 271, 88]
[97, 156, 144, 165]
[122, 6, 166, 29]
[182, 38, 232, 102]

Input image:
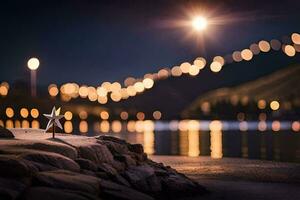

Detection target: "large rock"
[75, 158, 98, 172]
[0, 177, 28, 200]
[0, 126, 14, 139]
[0, 133, 207, 199]
[98, 179, 154, 200]
[123, 165, 162, 194]
[77, 144, 114, 166]
[0, 140, 77, 160]
[160, 173, 208, 198]
[22, 187, 100, 200]
[20, 151, 80, 172]
[32, 170, 101, 195]
[0, 155, 37, 178]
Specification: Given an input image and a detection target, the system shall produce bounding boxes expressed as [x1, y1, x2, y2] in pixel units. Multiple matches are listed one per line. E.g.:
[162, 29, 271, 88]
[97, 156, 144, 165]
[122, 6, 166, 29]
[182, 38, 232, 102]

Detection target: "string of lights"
[43, 32, 300, 104]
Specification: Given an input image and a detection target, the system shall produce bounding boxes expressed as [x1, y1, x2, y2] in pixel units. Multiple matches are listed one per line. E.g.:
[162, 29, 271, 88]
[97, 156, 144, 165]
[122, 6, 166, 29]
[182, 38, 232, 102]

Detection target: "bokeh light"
[270, 100, 280, 111]
[120, 111, 129, 120]
[291, 33, 300, 44]
[64, 111, 73, 120]
[258, 40, 271, 52]
[20, 108, 29, 118]
[30, 108, 39, 118]
[6, 107, 14, 118]
[27, 57, 40, 70]
[192, 16, 207, 31]
[241, 49, 253, 61]
[153, 110, 162, 120]
[284, 45, 296, 57]
[210, 61, 222, 72]
[100, 111, 109, 120]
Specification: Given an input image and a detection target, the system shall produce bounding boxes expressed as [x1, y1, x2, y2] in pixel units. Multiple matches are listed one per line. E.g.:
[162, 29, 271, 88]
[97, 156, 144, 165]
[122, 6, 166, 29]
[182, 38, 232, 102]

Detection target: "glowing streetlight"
[192, 16, 207, 31]
[27, 57, 40, 97]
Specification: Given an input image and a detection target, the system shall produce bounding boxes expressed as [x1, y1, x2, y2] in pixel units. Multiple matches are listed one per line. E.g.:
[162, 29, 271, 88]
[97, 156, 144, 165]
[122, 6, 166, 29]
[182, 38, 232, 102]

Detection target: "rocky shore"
[0, 127, 207, 200]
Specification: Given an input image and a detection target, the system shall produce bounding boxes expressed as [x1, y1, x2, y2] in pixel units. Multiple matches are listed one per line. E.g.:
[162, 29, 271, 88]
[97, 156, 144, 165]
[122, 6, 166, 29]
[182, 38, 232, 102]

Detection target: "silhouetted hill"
[182, 64, 300, 118]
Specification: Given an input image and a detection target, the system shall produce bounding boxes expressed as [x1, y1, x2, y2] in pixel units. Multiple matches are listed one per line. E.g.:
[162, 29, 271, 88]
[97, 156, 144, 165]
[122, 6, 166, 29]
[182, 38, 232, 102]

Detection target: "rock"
[97, 136, 130, 155]
[0, 133, 207, 199]
[97, 136, 127, 145]
[110, 174, 131, 187]
[32, 170, 101, 195]
[22, 187, 100, 200]
[128, 144, 144, 154]
[160, 173, 208, 198]
[0, 126, 14, 139]
[0, 155, 37, 178]
[98, 179, 154, 200]
[0, 140, 77, 160]
[123, 165, 162, 194]
[77, 144, 114, 166]
[114, 154, 137, 167]
[20, 151, 80, 172]
[75, 158, 98, 172]
[97, 163, 118, 175]
[0, 177, 28, 200]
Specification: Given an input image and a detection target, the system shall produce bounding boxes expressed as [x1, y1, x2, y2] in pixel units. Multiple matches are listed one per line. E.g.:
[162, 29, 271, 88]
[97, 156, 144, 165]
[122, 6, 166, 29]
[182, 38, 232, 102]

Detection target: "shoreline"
[151, 156, 300, 200]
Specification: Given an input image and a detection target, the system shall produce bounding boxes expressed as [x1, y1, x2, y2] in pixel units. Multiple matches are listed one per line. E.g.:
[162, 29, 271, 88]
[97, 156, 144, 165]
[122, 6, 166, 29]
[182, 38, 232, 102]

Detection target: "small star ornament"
[43, 106, 64, 138]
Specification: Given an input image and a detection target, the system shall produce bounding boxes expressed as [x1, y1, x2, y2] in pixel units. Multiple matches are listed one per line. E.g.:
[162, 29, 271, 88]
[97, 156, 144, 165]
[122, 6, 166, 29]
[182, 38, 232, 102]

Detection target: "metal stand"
[52, 124, 55, 138]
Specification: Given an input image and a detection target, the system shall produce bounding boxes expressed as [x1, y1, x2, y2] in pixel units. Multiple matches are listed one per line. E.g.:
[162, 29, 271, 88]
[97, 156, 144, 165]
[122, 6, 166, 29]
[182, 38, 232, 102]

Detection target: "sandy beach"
[151, 156, 300, 200]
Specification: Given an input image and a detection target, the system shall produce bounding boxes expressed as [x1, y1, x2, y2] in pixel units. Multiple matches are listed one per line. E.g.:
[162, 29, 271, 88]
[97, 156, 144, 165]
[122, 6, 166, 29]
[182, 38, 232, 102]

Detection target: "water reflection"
[143, 131, 155, 155]
[1, 118, 299, 162]
[188, 130, 200, 157]
[210, 130, 223, 159]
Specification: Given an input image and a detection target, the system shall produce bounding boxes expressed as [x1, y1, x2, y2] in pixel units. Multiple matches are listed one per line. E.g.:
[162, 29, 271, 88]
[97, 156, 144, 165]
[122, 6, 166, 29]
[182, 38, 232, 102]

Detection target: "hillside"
[183, 64, 300, 117]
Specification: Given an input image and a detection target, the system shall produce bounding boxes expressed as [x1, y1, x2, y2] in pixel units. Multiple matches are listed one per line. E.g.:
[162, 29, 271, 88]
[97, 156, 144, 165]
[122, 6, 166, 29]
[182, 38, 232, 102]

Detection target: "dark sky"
[1, 0, 300, 86]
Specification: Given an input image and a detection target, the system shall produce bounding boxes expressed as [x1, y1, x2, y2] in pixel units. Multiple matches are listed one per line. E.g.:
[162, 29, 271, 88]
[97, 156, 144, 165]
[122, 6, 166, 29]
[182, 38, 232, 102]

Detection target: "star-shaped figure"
[43, 106, 64, 138]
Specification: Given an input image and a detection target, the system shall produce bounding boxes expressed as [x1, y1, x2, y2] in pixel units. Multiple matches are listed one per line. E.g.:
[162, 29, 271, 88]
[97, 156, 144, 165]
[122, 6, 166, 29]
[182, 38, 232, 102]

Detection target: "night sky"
[1, 0, 300, 86]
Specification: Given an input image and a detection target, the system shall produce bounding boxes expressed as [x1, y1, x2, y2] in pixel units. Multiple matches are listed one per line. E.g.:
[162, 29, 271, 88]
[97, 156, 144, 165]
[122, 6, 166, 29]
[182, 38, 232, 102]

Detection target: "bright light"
[27, 57, 40, 70]
[192, 16, 207, 31]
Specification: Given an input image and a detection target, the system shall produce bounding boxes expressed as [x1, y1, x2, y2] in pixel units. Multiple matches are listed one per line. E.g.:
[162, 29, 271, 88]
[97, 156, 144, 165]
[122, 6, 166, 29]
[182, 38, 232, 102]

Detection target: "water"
[87, 120, 300, 163]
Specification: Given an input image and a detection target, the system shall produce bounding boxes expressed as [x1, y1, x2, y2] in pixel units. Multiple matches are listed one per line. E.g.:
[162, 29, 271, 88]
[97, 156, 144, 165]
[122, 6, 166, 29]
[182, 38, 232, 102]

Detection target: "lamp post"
[27, 57, 40, 97]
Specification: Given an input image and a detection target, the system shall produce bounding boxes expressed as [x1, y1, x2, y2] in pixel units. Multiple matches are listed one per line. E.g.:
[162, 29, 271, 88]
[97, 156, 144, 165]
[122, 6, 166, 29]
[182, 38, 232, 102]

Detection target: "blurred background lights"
[241, 49, 253, 61]
[120, 111, 129, 120]
[258, 40, 271, 52]
[180, 62, 191, 73]
[79, 110, 88, 120]
[188, 65, 200, 76]
[171, 66, 182, 77]
[30, 108, 39, 118]
[210, 61, 222, 72]
[143, 78, 154, 89]
[270, 100, 280, 111]
[0, 82, 9, 96]
[27, 57, 40, 70]
[20, 108, 29, 118]
[64, 111, 73, 120]
[136, 112, 145, 120]
[6, 107, 14, 118]
[257, 99, 266, 109]
[100, 110, 109, 120]
[192, 16, 207, 31]
[193, 57, 206, 69]
[48, 84, 59, 97]
[284, 45, 296, 57]
[291, 33, 300, 44]
[153, 110, 162, 120]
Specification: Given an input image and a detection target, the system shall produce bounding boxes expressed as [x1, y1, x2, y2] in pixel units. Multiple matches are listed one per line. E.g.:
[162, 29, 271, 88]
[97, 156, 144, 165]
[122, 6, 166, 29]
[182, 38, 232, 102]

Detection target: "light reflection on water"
[2, 118, 300, 162]
[83, 120, 300, 162]
[110, 129, 300, 163]
[99, 121, 300, 163]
